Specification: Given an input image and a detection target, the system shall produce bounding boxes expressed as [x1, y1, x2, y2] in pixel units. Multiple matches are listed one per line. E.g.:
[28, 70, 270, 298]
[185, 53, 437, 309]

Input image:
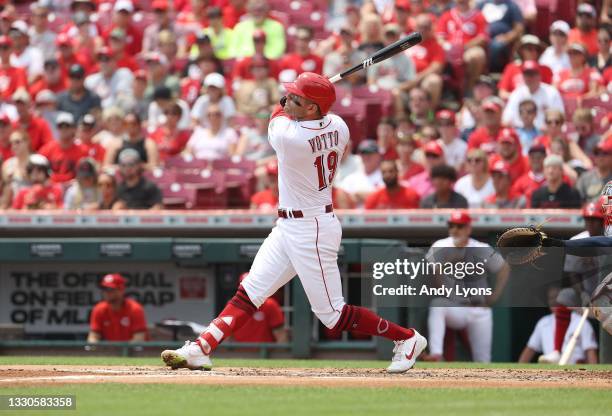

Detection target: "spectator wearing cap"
[201, 6, 235, 60]
[576, 140, 612, 203]
[483, 160, 526, 208]
[250, 161, 279, 210]
[516, 99, 540, 153]
[55, 33, 92, 80]
[191, 73, 236, 127]
[105, 111, 159, 170]
[29, 59, 67, 100]
[56, 64, 102, 122]
[457, 75, 497, 135]
[531, 155, 582, 208]
[88, 273, 148, 343]
[502, 60, 565, 131]
[143, 0, 178, 55]
[85, 47, 134, 110]
[12, 88, 53, 152]
[365, 159, 420, 209]
[235, 108, 274, 162]
[147, 86, 191, 134]
[369, 22, 417, 97]
[232, 29, 280, 81]
[147, 101, 192, 164]
[591, 26, 611, 73]
[101, 0, 143, 56]
[498, 34, 553, 99]
[570, 108, 602, 157]
[454, 148, 494, 208]
[568, 3, 599, 57]
[0, 36, 27, 100]
[489, 128, 528, 182]
[62, 0, 99, 38]
[63, 157, 100, 210]
[478, 0, 525, 73]
[39, 112, 87, 183]
[115, 148, 163, 209]
[234, 54, 279, 116]
[28, 2, 57, 61]
[336, 139, 384, 206]
[186, 103, 239, 160]
[436, 110, 466, 170]
[555, 43, 604, 99]
[396, 133, 425, 181]
[405, 140, 446, 198]
[436, 0, 488, 93]
[420, 164, 468, 208]
[231, 0, 286, 59]
[34, 89, 60, 140]
[9, 20, 44, 83]
[280, 26, 324, 76]
[2, 130, 32, 203]
[539, 21, 572, 76]
[106, 28, 139, 73]
[175, 0, 211, 33]
[467, 97, 505, 154]
[12, 154, 63, 209]
[76, 113, 105, 163]
[404, 14, 445, 109]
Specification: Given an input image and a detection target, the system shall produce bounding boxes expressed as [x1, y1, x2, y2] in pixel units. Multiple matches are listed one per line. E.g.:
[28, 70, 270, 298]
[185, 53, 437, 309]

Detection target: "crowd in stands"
[0, 0, 610, 211]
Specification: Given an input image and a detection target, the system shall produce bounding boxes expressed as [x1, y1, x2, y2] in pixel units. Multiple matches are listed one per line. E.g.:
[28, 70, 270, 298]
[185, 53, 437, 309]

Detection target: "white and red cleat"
[161, 341, 213, 370]
[386, 330, 428, 373]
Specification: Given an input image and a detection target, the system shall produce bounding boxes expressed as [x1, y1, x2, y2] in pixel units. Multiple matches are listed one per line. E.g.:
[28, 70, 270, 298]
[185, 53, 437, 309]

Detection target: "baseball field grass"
[1, 356, 611, 416]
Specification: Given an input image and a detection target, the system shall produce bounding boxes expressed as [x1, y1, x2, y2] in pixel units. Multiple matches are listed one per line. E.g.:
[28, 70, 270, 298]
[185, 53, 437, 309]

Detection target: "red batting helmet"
[582, 199, 604, 219]
[283, 72, 336, 115]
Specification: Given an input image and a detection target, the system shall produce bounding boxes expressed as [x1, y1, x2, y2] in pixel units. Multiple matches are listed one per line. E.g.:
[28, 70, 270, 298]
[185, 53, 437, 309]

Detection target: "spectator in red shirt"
[498, 35, 553, 99]
[12, 88, 53, 152]
[0, 35, 27, 100]
[56, 33, 92, 79]
[223, 0, 248, 29]
[29, 59, 68, 99]
[365, 159, 420, 209]
[233, 30, 280, 82]
[436, 0, 488, 93]
[107, 28, 140, 73]
[39, 112, 86, 183]
[0, 114, 14, 162]
[250, 161, 278, 210]
[489, 128, 528, 182]
[88, 273, 148, 343]
[483, 160, 526, 208]
[467, 97, 505, 154]
[396, 133, 424, 181]
[11, 154, 63, 209]
[76, 113, 105, 163]
[148, 102, 191, 164]
[280, 26, 323, 76]
[232, 272, 286, 343]
[376, 117, 399, 160]
[555, 42, 603, 99]
[405, 14, 444, 109]
[568, 3, 599, 57]
[103, 1, 143, 56]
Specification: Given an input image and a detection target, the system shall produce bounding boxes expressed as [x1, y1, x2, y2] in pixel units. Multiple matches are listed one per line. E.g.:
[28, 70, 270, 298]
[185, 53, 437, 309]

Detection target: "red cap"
[436, 109, 455, 123]
[489, 159, 511, 175]
[253, 29, 266, 40]
[0, 113, 11, 124]
[283, 72, 336, 115]
[395, 0, 411, 10]
[498, 127, 519, 145]
[482, 100, 502, 113]
[56, 33, 71, 46]
[152, 0, 168, 10]
[594, 139, 612, 154]
[265, 160, 278, 176]
[582, 199, 604, 219]
[100, 273, 126, 290]
[423, 140, 444, 156]
[448, 211, 472, 225]
[0, 35, 12, 47]
[521, 60, 540, 73]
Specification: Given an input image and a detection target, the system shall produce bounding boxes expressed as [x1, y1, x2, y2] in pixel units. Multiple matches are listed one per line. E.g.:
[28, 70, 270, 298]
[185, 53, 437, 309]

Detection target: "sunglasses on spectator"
[57, 123, 74, 129]
[448, 223, 466, 229]
[546, 119, 563, 125]
[425, 153, 440, 159]
[120, 162, 138, 168]
[578, 12, 594, 18]
[466, 157, 484, 163]
[98, 181, 114, 187]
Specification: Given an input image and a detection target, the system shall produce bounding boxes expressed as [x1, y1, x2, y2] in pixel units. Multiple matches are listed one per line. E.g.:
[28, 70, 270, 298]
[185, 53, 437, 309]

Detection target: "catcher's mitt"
[496, 225, 548, 265]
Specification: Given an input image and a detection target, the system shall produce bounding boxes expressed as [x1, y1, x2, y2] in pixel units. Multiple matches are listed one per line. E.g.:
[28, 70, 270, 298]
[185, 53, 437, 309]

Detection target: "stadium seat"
[351, 85, 395, 138]
[165, 155, 211, 171]
[161, 183, 198, 209]
[176, 170, 228, 209]
[330, 96, 368, 144]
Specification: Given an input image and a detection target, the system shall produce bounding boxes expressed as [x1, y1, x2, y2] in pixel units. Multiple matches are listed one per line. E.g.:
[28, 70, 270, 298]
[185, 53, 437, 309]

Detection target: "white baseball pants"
[241, 212, 346, 328]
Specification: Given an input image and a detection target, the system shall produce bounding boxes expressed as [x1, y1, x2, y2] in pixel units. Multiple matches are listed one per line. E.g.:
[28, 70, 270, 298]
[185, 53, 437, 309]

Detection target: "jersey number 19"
[314, 151, 339, 191]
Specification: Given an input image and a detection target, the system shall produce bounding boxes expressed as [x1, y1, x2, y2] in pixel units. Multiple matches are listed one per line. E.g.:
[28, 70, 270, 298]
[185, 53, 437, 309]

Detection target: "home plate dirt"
[1, 365, 611, 389]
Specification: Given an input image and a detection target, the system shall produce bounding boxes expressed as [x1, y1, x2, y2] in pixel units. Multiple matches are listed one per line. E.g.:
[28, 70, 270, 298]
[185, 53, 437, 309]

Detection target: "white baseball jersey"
[241, 109, 350, 329]
[268, 113, 350, 209]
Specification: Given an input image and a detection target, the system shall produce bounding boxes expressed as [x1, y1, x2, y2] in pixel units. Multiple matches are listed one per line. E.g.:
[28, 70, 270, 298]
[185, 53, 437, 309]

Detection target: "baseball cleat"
[537, 350, 561, 364]
[386, 330, 428, 373]
[161, 341, 213, 370]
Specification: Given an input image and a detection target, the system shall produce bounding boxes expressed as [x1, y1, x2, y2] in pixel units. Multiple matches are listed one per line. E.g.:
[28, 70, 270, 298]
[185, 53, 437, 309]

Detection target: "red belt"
[278, 204, 333, 219]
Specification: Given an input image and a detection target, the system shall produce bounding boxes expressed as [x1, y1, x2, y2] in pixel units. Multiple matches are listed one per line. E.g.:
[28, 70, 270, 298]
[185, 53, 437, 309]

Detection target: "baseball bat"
[558, 307, 589, 365]
[328, 32, 423, 84]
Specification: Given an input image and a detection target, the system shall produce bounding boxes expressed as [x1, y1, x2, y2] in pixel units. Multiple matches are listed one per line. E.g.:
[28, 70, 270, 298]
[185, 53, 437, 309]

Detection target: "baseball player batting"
[162, 65, 429, 373]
